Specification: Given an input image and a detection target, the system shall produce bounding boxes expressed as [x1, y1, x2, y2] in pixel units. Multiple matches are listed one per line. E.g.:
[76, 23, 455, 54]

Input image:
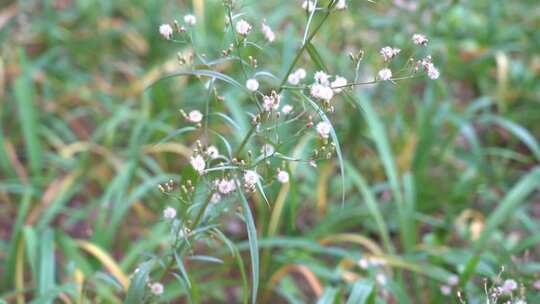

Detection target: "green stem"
[277, 8, 333, 93]
[234, 124, 257, 158]
[157, 193, 214, 282]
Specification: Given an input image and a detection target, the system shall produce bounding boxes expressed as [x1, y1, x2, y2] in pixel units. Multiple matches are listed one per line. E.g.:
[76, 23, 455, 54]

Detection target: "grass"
[1, 0, 540, 303]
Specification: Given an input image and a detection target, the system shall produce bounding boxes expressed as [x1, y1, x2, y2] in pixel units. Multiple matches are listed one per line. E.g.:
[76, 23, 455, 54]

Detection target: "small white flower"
[502, 279, 518, 294]
[190, 155, 205, 173]
[163, 206, 176, 219]
[277, 170, 289, 183]
[440, 285, 451, 295]
[188, 110, 203, 123]
[358, 259, 369, 269]
[302, 1, 316, 12]
[217, 179, 236, 194]
[335, 0, 347, 10]
[244, 170, 259, 186]
[310, 83, 334, 101]
[261, 22, 275, 42]
[426, 63, 440, 80]
[514, 300, 527, 304]
[207, 146, 219, 159]
[236, 19, 252, 36]
[262, 94, 280, 111]
[316, 121, 332, 139]
[295, 68, 307, 79]
[261, 144, 275, 156]
[447, 275, 459, 286]
[380, 46, 401, 61]
[211, 192, 222, 203]
[378, 68, 393, 81]
[412, 33, 429, 46]
[184, 14, 196, 26]
[288, 74, 300, 85]
[331, 76, 347, 93]
[246, 78, 259, 91]
[314, 71, 330, 86]
[159, 24, 173, 40]
[282, 104, 293, 114]
[376, 273, 387, 286]
[150, 282, 164, 295]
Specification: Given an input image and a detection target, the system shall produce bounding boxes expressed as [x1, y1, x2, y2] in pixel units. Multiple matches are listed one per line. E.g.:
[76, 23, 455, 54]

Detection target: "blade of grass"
[346, 280, 375, 304]
[236, 181, 259, 304]
[15, 50, 42, 177]
[355, 94, 413, 251]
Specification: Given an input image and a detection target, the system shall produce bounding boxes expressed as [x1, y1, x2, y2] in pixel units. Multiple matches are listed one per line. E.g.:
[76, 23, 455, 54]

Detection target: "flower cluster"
[146, 2, 442, 299]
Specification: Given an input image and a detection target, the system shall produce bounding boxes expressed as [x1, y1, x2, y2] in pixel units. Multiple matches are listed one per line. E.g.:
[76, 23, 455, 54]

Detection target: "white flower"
[514, 300, 526, 304]
[288, 74, 300, 85]
[380, 46, 401, 61]
[244, 170, 259, 186]
[335, 0, 347, 10]
[217, 179, 236, 194]
[282, 104, 293, 114]
[288, 68, 307, 85]
[277, 170, 289, 183]
[235, 19, 252, 36]
[159, 24, 173, 40]
[310, 83, 334, 101]
[190, 155, 205, 173]
[412, 33, 429, 45]
[440, 285, 451, 295]
[314, 71, 330, 85]
[302, 1, 316, 12]
[358, 259, 369, 269]
[331, 76, 347, 93]
[261, 22, 275, 42]
[378, 68, 392, 81]
[207, 145, 219, 159]
[184, 14, 196, 26]
[246, 78, 259, 91]
[376, 273, 387, 286]
[447, 275, 459, 286]
[188, 110, 203, 123]
[316, 121, 332, 139]
[211, 192, 222, 203]
[163, 206, 176, 219]
[502, 279, 518, 294]
[262, 94, 280, 111]
[426, 63, 440, 80]
[261, 144, 275, 156]
[150, 282, 164, 295]
[295, 68, 307, 79]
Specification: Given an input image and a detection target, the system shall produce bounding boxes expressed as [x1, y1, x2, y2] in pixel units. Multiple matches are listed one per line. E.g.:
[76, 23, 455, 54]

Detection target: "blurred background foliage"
[1, 0, 540, 303]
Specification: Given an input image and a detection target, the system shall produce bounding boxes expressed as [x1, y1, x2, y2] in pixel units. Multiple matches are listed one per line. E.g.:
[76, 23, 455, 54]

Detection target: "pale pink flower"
[188, 110, 203, 123]
[184, 14, 196, 26]
[246, 78, 259, 91]
[412, 33, 428, 45]
[236, 19, 252, 36]
[150, 282, 164, 295]
[277, 170, 289, 183]
[159, 24, 173, 40]
[378, 68, 392, 81]
[316, 121, 332, 138]
[190, 155, 205, 173]
[261, 22, 276, 42]
[163, 207, 176, 219]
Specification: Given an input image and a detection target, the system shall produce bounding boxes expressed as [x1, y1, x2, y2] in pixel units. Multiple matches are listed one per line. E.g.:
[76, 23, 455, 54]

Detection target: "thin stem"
[277, 9, 333, 93]
[234, 124, 257, 158]
[157, 192, 214, 282]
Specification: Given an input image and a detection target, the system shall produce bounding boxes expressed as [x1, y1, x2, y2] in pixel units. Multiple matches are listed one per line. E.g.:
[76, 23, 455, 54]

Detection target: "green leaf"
[236, 181, 259, 304]
[346, 163, 393, 254]
[301, 93, 346, 205]
[317, 287, 338, 304]
[474, 166, 540, 250]
[38, 228, 55, 302]
[123, 260, 154, 304]
[148, 69, 247, 92]
[346, 280, 375, 304]
[15, 50, 42, 177]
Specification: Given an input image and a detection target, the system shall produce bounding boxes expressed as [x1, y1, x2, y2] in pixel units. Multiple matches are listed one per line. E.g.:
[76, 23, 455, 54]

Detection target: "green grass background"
[1, 0, 540, 303]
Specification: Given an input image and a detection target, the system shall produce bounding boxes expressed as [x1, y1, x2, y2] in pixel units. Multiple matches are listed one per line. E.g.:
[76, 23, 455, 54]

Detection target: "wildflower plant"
[130, 0, 441, 302]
